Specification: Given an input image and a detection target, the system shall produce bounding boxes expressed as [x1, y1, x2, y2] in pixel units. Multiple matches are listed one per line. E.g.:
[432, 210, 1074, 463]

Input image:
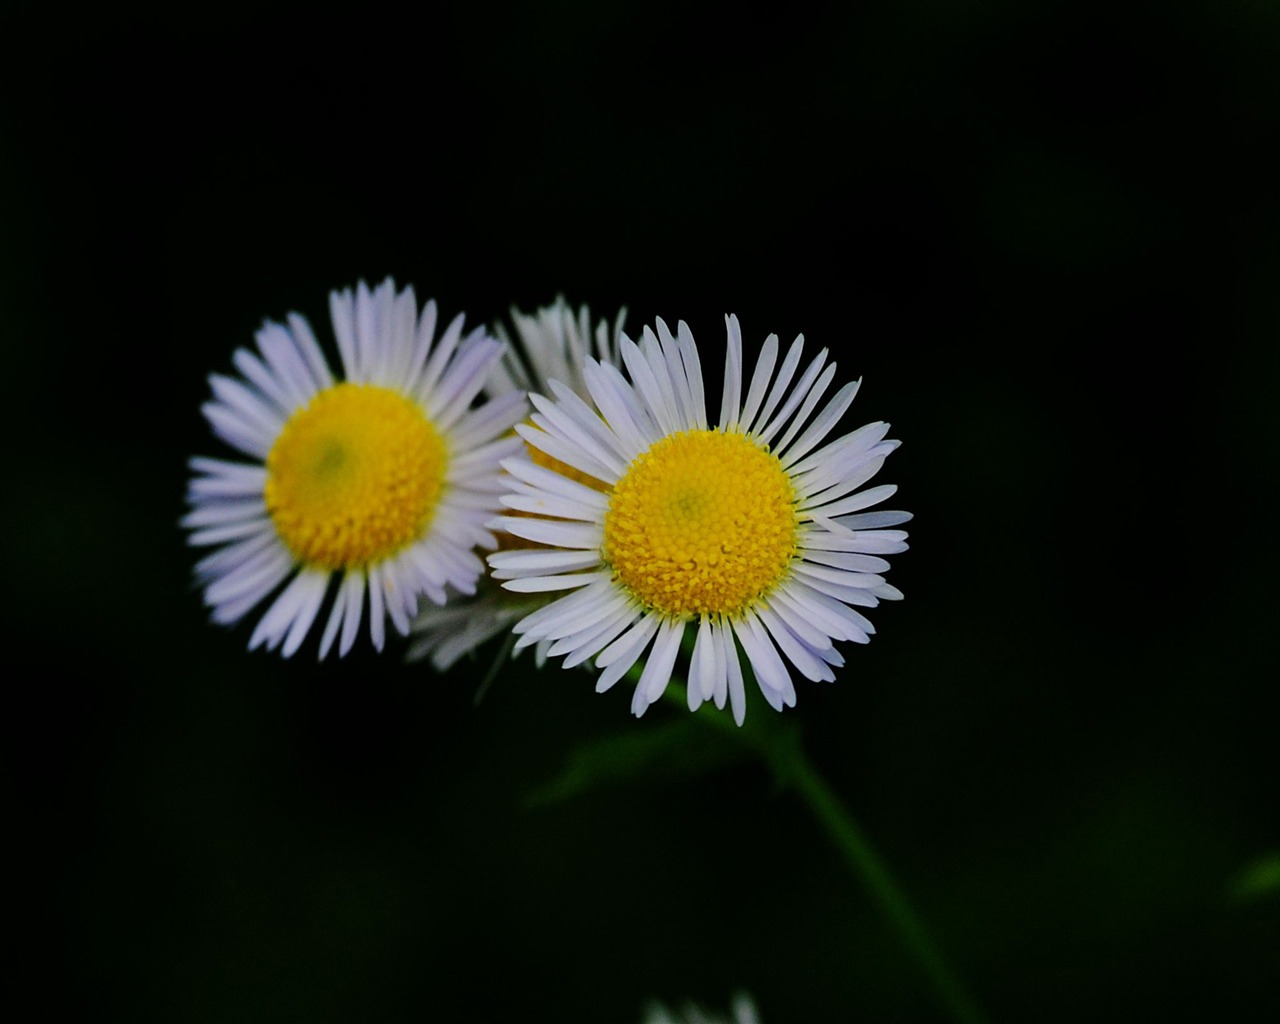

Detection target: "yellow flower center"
[603, 430, 798, 618]
[264, 383, 447, 570]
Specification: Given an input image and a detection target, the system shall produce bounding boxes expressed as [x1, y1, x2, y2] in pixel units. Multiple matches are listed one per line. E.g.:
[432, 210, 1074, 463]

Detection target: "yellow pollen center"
[264, 383, 447, 570]
[603, 430, 798, 618]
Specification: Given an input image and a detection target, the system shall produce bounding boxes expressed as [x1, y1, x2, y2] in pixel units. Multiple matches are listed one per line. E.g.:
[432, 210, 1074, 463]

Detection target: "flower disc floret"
[264, 382, 446, 570]
[604, 430, 797, 618]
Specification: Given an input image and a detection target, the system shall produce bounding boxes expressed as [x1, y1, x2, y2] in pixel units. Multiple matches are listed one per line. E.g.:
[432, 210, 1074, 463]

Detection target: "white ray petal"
[415, 311, 466, 404]
[690, 615, 720, 703]
[489, 516, 601, 550]
[772, 363, 836, 460]
[231, 348, 292, 416]
[560, 607, 638, 668]
[249, 571, 314, 651]
[720, 315, 744, 429]
[719, 622, 746, 724]
[834, 509, 914, 530]
[514, 424, 617, 484]
[807, 483, 899, 519]
[500, 572, 604, 593]
[204, 373, 289, 436]
[367, 563, 386, 651]
[583, 359, 653, 456]
[737, 332, 780, 435]
[801, 549, 892, 574]
[640, 617, 684, 702]
[756, 604, 833, 682]
[255, 321, 318, 410]
[489, 548, 602, 574]
[755, 346, 828, 447]
[501, 456, 611, 508]
[594, 614, 660, 692]
[328, 286, 358, 380]
[622, 333, 682, 436]
[675, 321, 708, 430]
[286, 312, 334, 392]
[654, 318, 697, 430]
[280, 571, 330, 657]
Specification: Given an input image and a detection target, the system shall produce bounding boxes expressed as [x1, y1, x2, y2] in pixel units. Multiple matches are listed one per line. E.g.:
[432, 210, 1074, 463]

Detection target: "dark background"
[3, 2, 1277, 1021]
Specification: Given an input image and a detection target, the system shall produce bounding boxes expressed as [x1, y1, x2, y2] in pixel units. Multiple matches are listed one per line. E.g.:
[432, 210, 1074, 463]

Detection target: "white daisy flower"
[408, 297, 627, 670]
[488, 315, 910, 724]
[185, 278, 527, 658]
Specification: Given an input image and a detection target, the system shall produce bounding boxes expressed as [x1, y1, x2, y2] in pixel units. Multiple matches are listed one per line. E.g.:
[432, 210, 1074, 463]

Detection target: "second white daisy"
[488, 315, 911, 724]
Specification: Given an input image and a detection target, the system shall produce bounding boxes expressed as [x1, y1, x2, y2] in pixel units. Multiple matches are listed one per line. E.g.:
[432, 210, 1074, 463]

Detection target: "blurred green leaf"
[528, 715, 750, 808]
[1228, 853, 1280, 903]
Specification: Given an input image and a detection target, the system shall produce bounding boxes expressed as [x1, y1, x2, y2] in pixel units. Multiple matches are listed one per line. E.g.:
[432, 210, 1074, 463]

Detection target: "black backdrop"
[3, 3, 1277, 1021]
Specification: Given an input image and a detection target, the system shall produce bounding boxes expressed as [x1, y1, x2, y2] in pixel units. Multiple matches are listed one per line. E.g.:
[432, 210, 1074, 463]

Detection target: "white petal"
[231, 348, 292, 416]
[205, 542, 294, 605]
[431, 337, 504, 429]
[490, 515, 601, 550]
[755, 604, 833, 682]
[583, 359, 654, 456]
[560, 608, 637, 668]
[641, 618, 685, 702]
[778, 378, 859, 468]
[499, 492, 602, 522]
[286, 312, 334, 392]
[501, 572, 604, 593]
[280, 571, 331, 657]
[675, 321, 708, 430]
[755, 346, 828, 447]
[690, 615, 720, 703]
[545, 378, 634, 464]
[594, 614, 660, 692]
[835, 509, 914, 530]
[187, 517, 274, 547]
[528, 390, 627, 477]
[182, 497, 265, 528]
[201, 401, 274, 460]
[501, 456, 611, 509]
[621, 333, 682, 436]
[720, 622, 746, 724]
[367, 563, 386, 651]
[248, 570, 313, 652]
[808, 483, 899, 519]
[801, 549, 892, 574]
[489, 548, 602, 575]
[328, 286, 358, 380]
[772, 362, 836, 460]
[256, 320, 319, 409]
[720, 315, 744, 429]
[737, 332, 780, 435]
[731, 613, 791, 699]
[512, 578, 616, 638]
[415, 311, 466, 404]
[514, 423, 617, 484]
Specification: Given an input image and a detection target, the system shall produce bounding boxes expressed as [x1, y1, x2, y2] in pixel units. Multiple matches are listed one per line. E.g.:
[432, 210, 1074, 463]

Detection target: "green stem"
[662, 681, 989, 1024]
[776, 738, 987, 1024]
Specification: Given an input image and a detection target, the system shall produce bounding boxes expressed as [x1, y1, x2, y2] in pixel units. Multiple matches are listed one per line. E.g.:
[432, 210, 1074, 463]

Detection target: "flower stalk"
[663, 679, 989, 1024]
